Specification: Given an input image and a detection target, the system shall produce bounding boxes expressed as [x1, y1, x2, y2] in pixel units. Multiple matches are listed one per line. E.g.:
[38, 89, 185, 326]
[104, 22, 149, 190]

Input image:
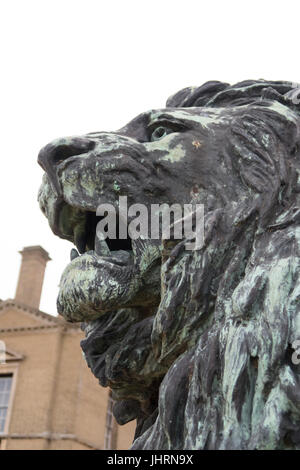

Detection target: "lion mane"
[38, 80, 300, 449]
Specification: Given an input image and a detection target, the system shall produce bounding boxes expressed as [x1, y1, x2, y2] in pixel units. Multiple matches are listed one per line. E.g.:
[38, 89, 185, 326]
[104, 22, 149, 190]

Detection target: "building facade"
[0, 246, 135, 450]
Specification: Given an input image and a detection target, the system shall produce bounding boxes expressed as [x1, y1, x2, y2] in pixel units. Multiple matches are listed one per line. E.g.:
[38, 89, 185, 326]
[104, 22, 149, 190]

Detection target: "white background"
[0, 0, 298, 315]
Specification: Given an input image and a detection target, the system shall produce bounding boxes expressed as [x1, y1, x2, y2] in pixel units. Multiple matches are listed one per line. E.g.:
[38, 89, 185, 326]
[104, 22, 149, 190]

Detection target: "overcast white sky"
[0, 0, 299, 315]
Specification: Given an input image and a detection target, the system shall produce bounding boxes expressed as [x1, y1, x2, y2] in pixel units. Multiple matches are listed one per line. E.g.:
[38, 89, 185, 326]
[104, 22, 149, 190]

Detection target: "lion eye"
[150, 126, 172, 142]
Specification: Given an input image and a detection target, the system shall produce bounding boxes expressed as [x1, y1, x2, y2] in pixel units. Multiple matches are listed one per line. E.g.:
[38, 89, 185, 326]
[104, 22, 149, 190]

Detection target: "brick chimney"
[15, 246, 51, 310]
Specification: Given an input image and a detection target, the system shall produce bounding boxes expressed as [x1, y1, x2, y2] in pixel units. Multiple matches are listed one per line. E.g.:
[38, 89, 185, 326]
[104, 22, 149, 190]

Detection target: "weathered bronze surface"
[38, 80, 300, 449]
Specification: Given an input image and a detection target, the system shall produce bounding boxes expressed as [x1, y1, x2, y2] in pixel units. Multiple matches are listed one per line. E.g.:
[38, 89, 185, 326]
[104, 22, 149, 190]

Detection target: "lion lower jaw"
[56, 251, 141, 322]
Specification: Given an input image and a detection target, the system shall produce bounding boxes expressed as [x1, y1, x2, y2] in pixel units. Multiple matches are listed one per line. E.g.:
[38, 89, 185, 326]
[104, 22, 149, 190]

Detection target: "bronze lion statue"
[38, 80, 300, 449]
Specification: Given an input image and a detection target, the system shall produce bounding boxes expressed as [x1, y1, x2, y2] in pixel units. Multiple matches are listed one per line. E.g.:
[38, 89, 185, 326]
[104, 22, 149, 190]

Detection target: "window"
[0, 375, 13, 434]
[104, 391, 116, 449]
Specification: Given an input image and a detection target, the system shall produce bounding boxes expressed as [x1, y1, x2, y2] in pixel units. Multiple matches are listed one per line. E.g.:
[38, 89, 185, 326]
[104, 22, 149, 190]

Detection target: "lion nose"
[38, 137, 95, 196]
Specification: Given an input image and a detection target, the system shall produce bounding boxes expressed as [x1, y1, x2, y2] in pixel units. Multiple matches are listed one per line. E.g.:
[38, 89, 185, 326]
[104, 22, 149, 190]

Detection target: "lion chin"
[38, 80, 300, 450]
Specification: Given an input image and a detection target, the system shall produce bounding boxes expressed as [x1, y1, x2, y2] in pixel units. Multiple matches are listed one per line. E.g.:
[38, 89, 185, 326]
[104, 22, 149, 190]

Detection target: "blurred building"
[0, 246, 135, 450]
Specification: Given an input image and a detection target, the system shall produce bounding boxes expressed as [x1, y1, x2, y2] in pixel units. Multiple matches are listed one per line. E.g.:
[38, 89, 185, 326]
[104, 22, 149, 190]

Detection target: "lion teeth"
[95, 234, 111, 257]
[70, 248, 80, 261]
[74, 223, 87, 254]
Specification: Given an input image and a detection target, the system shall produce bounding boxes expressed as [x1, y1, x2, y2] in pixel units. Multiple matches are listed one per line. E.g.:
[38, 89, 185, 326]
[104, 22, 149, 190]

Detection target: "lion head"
[38, 80, 300, 449]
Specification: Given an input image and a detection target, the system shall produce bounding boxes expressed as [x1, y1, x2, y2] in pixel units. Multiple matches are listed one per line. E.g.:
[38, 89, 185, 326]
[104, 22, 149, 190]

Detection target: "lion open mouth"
[53, 200, 133, 262]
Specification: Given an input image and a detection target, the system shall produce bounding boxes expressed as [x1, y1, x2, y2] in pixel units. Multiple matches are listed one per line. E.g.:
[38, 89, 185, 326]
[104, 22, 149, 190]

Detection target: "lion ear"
[262, 85, 300, 117]
[261, 86, 288, 105]
[284, 85, 300, 115]
[166, 81, 229, 108]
